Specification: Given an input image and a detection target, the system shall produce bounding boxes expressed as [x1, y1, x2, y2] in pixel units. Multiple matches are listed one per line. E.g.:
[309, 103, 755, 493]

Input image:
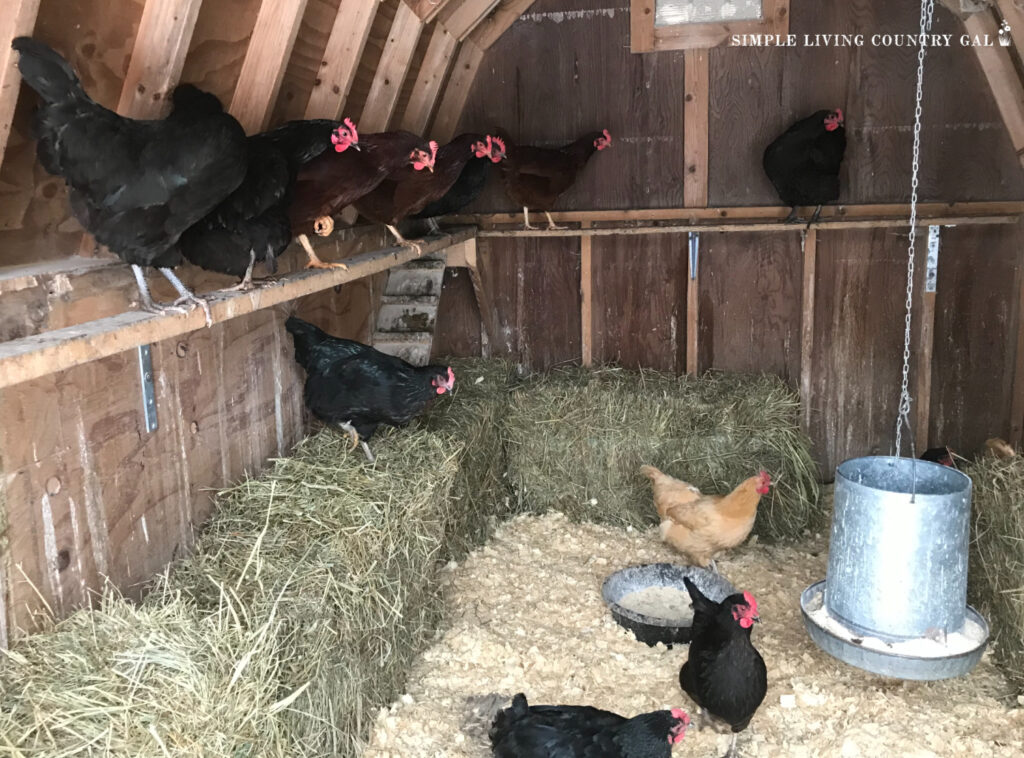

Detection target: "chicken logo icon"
[999, 20, 1012, 47]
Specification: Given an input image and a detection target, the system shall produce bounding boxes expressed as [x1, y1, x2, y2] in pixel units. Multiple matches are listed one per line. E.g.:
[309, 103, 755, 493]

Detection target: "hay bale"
[0, 430, 467, 757]
[503, 367, 820, 540]
[966, 455, 1024, 696]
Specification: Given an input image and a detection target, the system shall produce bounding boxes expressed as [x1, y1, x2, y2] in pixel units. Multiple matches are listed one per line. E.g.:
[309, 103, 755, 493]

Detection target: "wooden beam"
[358, 1, 424, 131]
[399, 23, 458, 133]
[686, 236, 699, 375]
[229, 0, 310, 133]
[408, 0, 458, 24]
[0, 229, 473, 389]
[468, 0, 536, 49]
[476, 215, 1019, 237]
[630, 0, 656, 53]
[459, 236, 498, 354]
[0, 0, 41, 168]
[1010, 240, 1024, 447]
[304, 0, 380, 120]
[995, 0, 1024, 54]
[452, 201, 1024, 226]
[965, 10, 1024, 167]
[439, 0, 502, 41]
[431, 40, 484, 141]
[916, 288, 936, 450]
[800, 229, 817, 432]
[580, 221, 593, 366]
[683, 48, 709, 207]
[116, 0, 204, 118]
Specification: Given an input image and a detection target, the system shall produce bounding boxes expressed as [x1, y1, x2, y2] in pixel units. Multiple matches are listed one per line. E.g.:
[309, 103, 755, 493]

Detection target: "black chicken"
[284, 316, 455, 462]
[12, 37, 248, 321]
[762, 109, 846, 224]
[409, 136, 505, 232]
[920, 445, 956, 467]
[178, 119, 348, 290]
[679, 578, 766, 758]
[489, 693, 689, 758]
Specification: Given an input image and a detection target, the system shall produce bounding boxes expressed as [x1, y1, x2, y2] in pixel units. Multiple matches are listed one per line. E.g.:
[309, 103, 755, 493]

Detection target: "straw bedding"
[966, 455, 1024, 696]
[0, 361, 822, 756]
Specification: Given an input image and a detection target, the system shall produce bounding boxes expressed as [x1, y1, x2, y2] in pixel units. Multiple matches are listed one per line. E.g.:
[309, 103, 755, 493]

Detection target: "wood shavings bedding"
[363, 512, 1023, 758]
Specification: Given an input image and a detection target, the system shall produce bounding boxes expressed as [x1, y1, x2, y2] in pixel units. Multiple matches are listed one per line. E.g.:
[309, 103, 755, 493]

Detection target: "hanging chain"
[894, 0, 936, 459]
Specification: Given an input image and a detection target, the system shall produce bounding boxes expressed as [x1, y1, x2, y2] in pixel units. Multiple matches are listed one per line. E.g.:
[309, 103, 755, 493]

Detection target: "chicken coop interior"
[2, 0, 1024, 755]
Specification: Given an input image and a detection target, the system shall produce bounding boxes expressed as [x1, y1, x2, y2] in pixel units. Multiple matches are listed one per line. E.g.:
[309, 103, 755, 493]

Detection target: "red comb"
[344, 117, 359, 143]
[429, 140, 438, 162]
[447, 366, 455, 383]
[670, 708, 689, 724]
[602, 128, 611, 142]
[492, 136, 506, 153]
[742, 591, 758, 615]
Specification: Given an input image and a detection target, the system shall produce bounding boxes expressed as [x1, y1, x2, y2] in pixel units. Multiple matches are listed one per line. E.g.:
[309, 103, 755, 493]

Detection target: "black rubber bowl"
[602, 563, 736, 647]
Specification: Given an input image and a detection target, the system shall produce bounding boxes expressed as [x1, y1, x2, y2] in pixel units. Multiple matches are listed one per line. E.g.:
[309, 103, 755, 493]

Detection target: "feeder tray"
[602, 563, 735, 647]
[801, 581, 990, 681]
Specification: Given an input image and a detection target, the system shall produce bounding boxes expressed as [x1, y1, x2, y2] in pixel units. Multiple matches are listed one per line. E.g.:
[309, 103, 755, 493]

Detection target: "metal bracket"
[137, 344, 158, 433]
[925, 225, 940, 294]
[688, 232, 699, 280]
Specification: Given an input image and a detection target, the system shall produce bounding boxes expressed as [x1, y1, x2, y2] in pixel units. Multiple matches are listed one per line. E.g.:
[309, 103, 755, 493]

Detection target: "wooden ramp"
[372, 255, 447, 365]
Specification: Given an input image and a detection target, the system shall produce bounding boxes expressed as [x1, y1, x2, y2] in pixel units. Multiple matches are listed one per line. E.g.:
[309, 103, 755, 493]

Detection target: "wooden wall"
[430, 0, 1024, 474]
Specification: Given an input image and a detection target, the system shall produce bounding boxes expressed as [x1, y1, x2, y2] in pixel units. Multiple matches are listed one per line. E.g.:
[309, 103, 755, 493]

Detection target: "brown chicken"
[495, 127, 611, 230]
[287, 120, 436, 269]
[639, 466, 771, 570]
[353, 133, 504, 255]
[985, 437, 1016, 459]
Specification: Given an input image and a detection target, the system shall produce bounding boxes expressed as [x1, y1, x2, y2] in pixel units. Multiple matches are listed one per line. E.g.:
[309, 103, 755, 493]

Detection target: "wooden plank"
[409, 0, 458, 24]
[438, 0, 501, 41]
[468, 0, 535, 49]
[461, 237, 498, 355]
[357, 1, 424, 131]
[686, 237, 698, 374]
[800, 229, 817, 432]
[580, 221, 593, 366]
[957, 12, 1024, 166]
[0, 0, 41, 168]
[304, 0, 380, 119]
[399, 23, 458, 133]
[1012, 242, 1024, 448]
[590, 233, 687, 372]
[0, 229, 473, 389]
[916, 288, 936, 449]
[430, 266, 482, 359]
[229, 0, 310, 133]
[452, 202, 1024, 226]
[476, 215, 1019, 237]
[683, 49, 709, 208]
[430, 39, 484, 142]
[116, 0, 204, 118]
[629, 0, 655, 53]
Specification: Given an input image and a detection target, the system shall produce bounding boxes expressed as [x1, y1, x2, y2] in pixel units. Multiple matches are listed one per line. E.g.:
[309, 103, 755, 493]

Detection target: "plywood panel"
[431, 266, 483, 359]
[808, 229, 925, 476]
[929, 222, 1023, 456]
[457, 0, 685, 211]
[476, 236, 580, 368]
[590, 233, 687, 372]
[270, 0, 345, 124]
[698, 232, 802, 384]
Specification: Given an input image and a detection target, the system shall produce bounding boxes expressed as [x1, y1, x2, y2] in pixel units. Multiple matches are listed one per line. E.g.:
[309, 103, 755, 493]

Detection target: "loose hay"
[503, 367, 821, 540]
[966, 455, 1024, 696]
[363, 513, 1022, 758]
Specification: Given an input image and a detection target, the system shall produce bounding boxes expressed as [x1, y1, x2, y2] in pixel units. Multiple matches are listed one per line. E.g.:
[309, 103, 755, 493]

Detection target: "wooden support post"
[683, 49, 709, 207]
[409, 0, 458, 24]
[460, 237, 497, 357]
[229, 0, 310, 133]
[399, 24, 458, 133]
[304, 0, 380, 119]
[580, 221, 593, 366]
[468, 0, 536, 49]
[1011, 242, 1024, 447]
[916, 290, 936, 450]
[686, 234, 699, 375]
[965, 10, 1024, 168]
[439, 0, 502, 40]
[358, 1, 424, 131]
[0, 0, 42, 168]
[116, 0, 204, 118]
[431, 40, 484, 141]
[800, 229, 817, 432]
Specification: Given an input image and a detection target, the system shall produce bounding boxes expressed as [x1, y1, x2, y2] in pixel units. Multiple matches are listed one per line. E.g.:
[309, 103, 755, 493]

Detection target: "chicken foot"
[521, 206, 539, 230]
[217, 250, 260, 293]
[338, 422, 376, 463]
[386, 224, 423, 257]
[160, 268, 213, 327]
[298, 233, 348, 270]
[722, 732, 740, 758]
[132, 265, 190, 317]
[543, 211, 567, 230]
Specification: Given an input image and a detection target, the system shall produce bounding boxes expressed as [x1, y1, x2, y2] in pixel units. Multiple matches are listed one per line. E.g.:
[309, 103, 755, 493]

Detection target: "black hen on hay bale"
[502, 366, 821, 540]
[966, 455, 1024, 696]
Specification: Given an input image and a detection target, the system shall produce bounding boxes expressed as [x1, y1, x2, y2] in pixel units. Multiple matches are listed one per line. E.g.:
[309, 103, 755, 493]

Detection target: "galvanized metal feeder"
[801, 0, 989, 680]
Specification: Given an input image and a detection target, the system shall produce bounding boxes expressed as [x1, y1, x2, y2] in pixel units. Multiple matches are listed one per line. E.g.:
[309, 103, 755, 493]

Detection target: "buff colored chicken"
[639, 466, 771, 570]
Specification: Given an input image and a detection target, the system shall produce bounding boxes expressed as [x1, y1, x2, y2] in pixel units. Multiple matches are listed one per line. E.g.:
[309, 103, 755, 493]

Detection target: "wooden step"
[385, 265, 446, 297]
[372, 332, 433, 366]
[377, 301, 437, 333]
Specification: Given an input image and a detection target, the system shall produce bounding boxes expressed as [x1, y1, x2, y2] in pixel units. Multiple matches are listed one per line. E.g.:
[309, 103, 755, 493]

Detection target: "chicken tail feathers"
[488, 693, 529, 747]
[12, 37, 87, 106]
[683, 576, 716, 616]
[285, 315, 330, 370]
[639, 464, 663, 481]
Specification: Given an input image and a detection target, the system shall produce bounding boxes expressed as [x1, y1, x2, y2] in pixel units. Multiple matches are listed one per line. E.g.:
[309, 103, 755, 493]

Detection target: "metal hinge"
[137, 344, 158, 433]
[688, 232, 699, 280]
[925, 225, 940, 294]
